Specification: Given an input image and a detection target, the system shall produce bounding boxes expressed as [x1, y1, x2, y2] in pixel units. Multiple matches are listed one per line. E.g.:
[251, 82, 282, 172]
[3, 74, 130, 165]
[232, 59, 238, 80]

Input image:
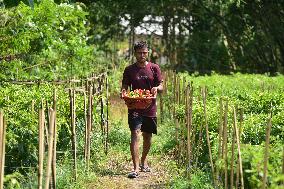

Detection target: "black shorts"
[128, 112, 157, 134]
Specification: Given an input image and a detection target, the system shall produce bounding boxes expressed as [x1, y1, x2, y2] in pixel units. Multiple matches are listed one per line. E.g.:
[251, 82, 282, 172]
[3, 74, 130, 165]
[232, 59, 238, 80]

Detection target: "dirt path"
[86, 156, 170, 189]
[85, 96, 172, 189]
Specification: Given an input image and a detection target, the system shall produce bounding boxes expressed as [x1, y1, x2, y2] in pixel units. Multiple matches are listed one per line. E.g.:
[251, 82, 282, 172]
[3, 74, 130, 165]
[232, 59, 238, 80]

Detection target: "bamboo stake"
[0, 111, 3, 189]
[224, 101, 229, 189]
[38, 109, 45, 189]
[86, 86, 92, 171]
[186, 84, 193, 177]
[195, 88, 204, 166]
[0, 119, 6, 189]
[177, 76, 180, 106]
[236, 108, 243, 188]
[201, 87, 216, 186]
[0, 111, 6, 189]
[164, 71, 167, 95]
[45, 101, 49, 145]
[51, 89, 57, 188]
[160, 92, 164, 123]
[105, 76, 109, 155]
[230, 118, 236, 189]
[44, 109, 55, 189]
[84, 83, 88, 161]
[100, 78, 105, 141]
[72, 89, 77, 180]
[234, 107, 244, 189]
[282, 146, 284, 186]
[262, 106, 272, 189]
[216, 98, 223, 185]
[173, 72, 176, 118]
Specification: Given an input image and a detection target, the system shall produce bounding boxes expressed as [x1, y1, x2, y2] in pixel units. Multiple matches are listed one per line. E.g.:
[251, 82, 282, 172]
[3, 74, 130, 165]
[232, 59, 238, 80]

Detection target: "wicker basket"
[123, 96, 155, 110]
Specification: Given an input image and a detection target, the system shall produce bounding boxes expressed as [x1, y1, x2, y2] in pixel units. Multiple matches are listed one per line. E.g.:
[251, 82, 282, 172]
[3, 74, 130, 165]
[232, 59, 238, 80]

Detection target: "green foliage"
[0, 0, 106, 80]
[163, 72, 284, 188]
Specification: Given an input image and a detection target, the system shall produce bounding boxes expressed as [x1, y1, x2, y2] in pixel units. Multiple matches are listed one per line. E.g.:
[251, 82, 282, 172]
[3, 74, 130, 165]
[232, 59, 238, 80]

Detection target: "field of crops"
[0, 72, 283, 188]
[159, 72, 284, 188]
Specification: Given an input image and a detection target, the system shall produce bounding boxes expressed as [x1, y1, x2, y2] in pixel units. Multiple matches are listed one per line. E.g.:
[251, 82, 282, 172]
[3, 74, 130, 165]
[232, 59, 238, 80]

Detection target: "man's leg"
[130, 129, 140, 172]
[141, 132, 152, 167]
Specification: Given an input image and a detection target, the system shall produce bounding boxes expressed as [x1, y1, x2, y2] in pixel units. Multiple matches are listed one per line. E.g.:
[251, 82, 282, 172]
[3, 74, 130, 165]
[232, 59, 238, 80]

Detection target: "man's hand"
[120, 89, 126, 99]
[151, 87, 158, 97]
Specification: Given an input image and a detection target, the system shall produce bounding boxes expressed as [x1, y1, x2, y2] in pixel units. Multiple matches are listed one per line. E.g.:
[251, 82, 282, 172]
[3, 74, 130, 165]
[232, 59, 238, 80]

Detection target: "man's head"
[134, 41, 149, 64]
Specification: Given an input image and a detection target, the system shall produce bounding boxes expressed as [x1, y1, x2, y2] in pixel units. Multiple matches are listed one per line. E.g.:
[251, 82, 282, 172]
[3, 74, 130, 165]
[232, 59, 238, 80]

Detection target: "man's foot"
[140, 165, 151, 172]
[128, 171, 139, 178]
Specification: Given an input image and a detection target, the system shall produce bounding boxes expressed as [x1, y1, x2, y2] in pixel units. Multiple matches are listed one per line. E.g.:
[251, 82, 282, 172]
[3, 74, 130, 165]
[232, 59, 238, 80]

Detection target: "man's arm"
[151, 82, 163, 96]
[120, 84, 128, 98]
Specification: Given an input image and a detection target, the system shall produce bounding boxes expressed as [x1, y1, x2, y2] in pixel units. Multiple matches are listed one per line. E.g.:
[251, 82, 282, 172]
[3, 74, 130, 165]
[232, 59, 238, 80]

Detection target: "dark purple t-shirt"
[122, 62, 163, 117]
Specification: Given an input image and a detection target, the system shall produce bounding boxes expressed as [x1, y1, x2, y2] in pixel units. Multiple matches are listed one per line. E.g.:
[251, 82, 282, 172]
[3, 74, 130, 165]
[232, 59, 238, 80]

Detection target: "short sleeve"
[122, 67, 131, 87]
[153, 64, 163, 86]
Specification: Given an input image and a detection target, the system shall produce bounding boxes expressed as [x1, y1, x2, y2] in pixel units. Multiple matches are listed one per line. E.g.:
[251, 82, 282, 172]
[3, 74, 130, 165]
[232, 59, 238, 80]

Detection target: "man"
[121, 41, 163, 178]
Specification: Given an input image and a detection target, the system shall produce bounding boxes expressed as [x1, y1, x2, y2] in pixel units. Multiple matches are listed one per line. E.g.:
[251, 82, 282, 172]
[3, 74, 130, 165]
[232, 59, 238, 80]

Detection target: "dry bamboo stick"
[86, 86, 92, 171]
[84, 84, 88, 161]
[177, 76, 180, 106]
[282, 146, 284, 186]
[173, 72, 176, 118]
[0, 119, 6, 189]
[186, 84, 193, 177]
[160, 92, 164, 123]
[45, 101, 49, 145]
[201, 87, 216, 186]
[72, 89, 77, 180]
[195, 88, 204, 166]
[44, 109, 55, 189]
[230, 116, 236, 189]
[51, 89, 57, 188]
[99, 79, 105, 139]
[105, 77, 109, 154]
[216, 98, 223, 185]
[236, 108, 244, 187]
[0, 111, 5, 189]
[262, 107, 272, 189]
[164, 71, 167, 95]
[223, 101, 229, 189]
[38, 109, 45, 189]
[183, 77, 187, 107]
[234, 107, 244, 189]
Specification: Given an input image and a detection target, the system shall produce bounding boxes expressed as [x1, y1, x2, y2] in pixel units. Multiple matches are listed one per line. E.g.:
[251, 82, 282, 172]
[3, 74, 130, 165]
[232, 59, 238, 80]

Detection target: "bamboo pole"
[216, 98, 223, 185]
[84, 83, 88, 161]
[164, 71, 167, 95]
[234, 107, 244, 189]
[86, 86, 92, 171]
[100, 78, 105, 141]
[0, 111, 6, 189]
[160, 92, 164, 123]
[44, 109, 55, 189]
[0, 111, 3, 189]
[38, 109, 45, 189]
[236, 108, 244, 188]
[262, 106, 272, 189]
[282, 146, 284, 186]
[195, 88, 204, 166]
[173, 72, 176, 119]
[230, 118, 236, 189]
[51, 89, 57, 188]
[45, 101, 49, 145]
[71, 89, 77, 180]
[201, 87, 216, 186]
[105, 76, 109, 155]
[223, 101, 229, 189]
[186, 84, 193, 177]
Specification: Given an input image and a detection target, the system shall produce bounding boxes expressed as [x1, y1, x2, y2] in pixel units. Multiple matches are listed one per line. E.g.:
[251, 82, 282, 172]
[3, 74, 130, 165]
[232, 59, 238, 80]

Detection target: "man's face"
[134, 47, 148, 63]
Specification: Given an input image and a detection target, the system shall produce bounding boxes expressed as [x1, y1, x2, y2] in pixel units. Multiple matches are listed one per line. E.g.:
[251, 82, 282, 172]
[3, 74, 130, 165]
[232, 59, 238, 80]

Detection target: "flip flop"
[140, 165, 151, 172]
[128, 171, 139, 178]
